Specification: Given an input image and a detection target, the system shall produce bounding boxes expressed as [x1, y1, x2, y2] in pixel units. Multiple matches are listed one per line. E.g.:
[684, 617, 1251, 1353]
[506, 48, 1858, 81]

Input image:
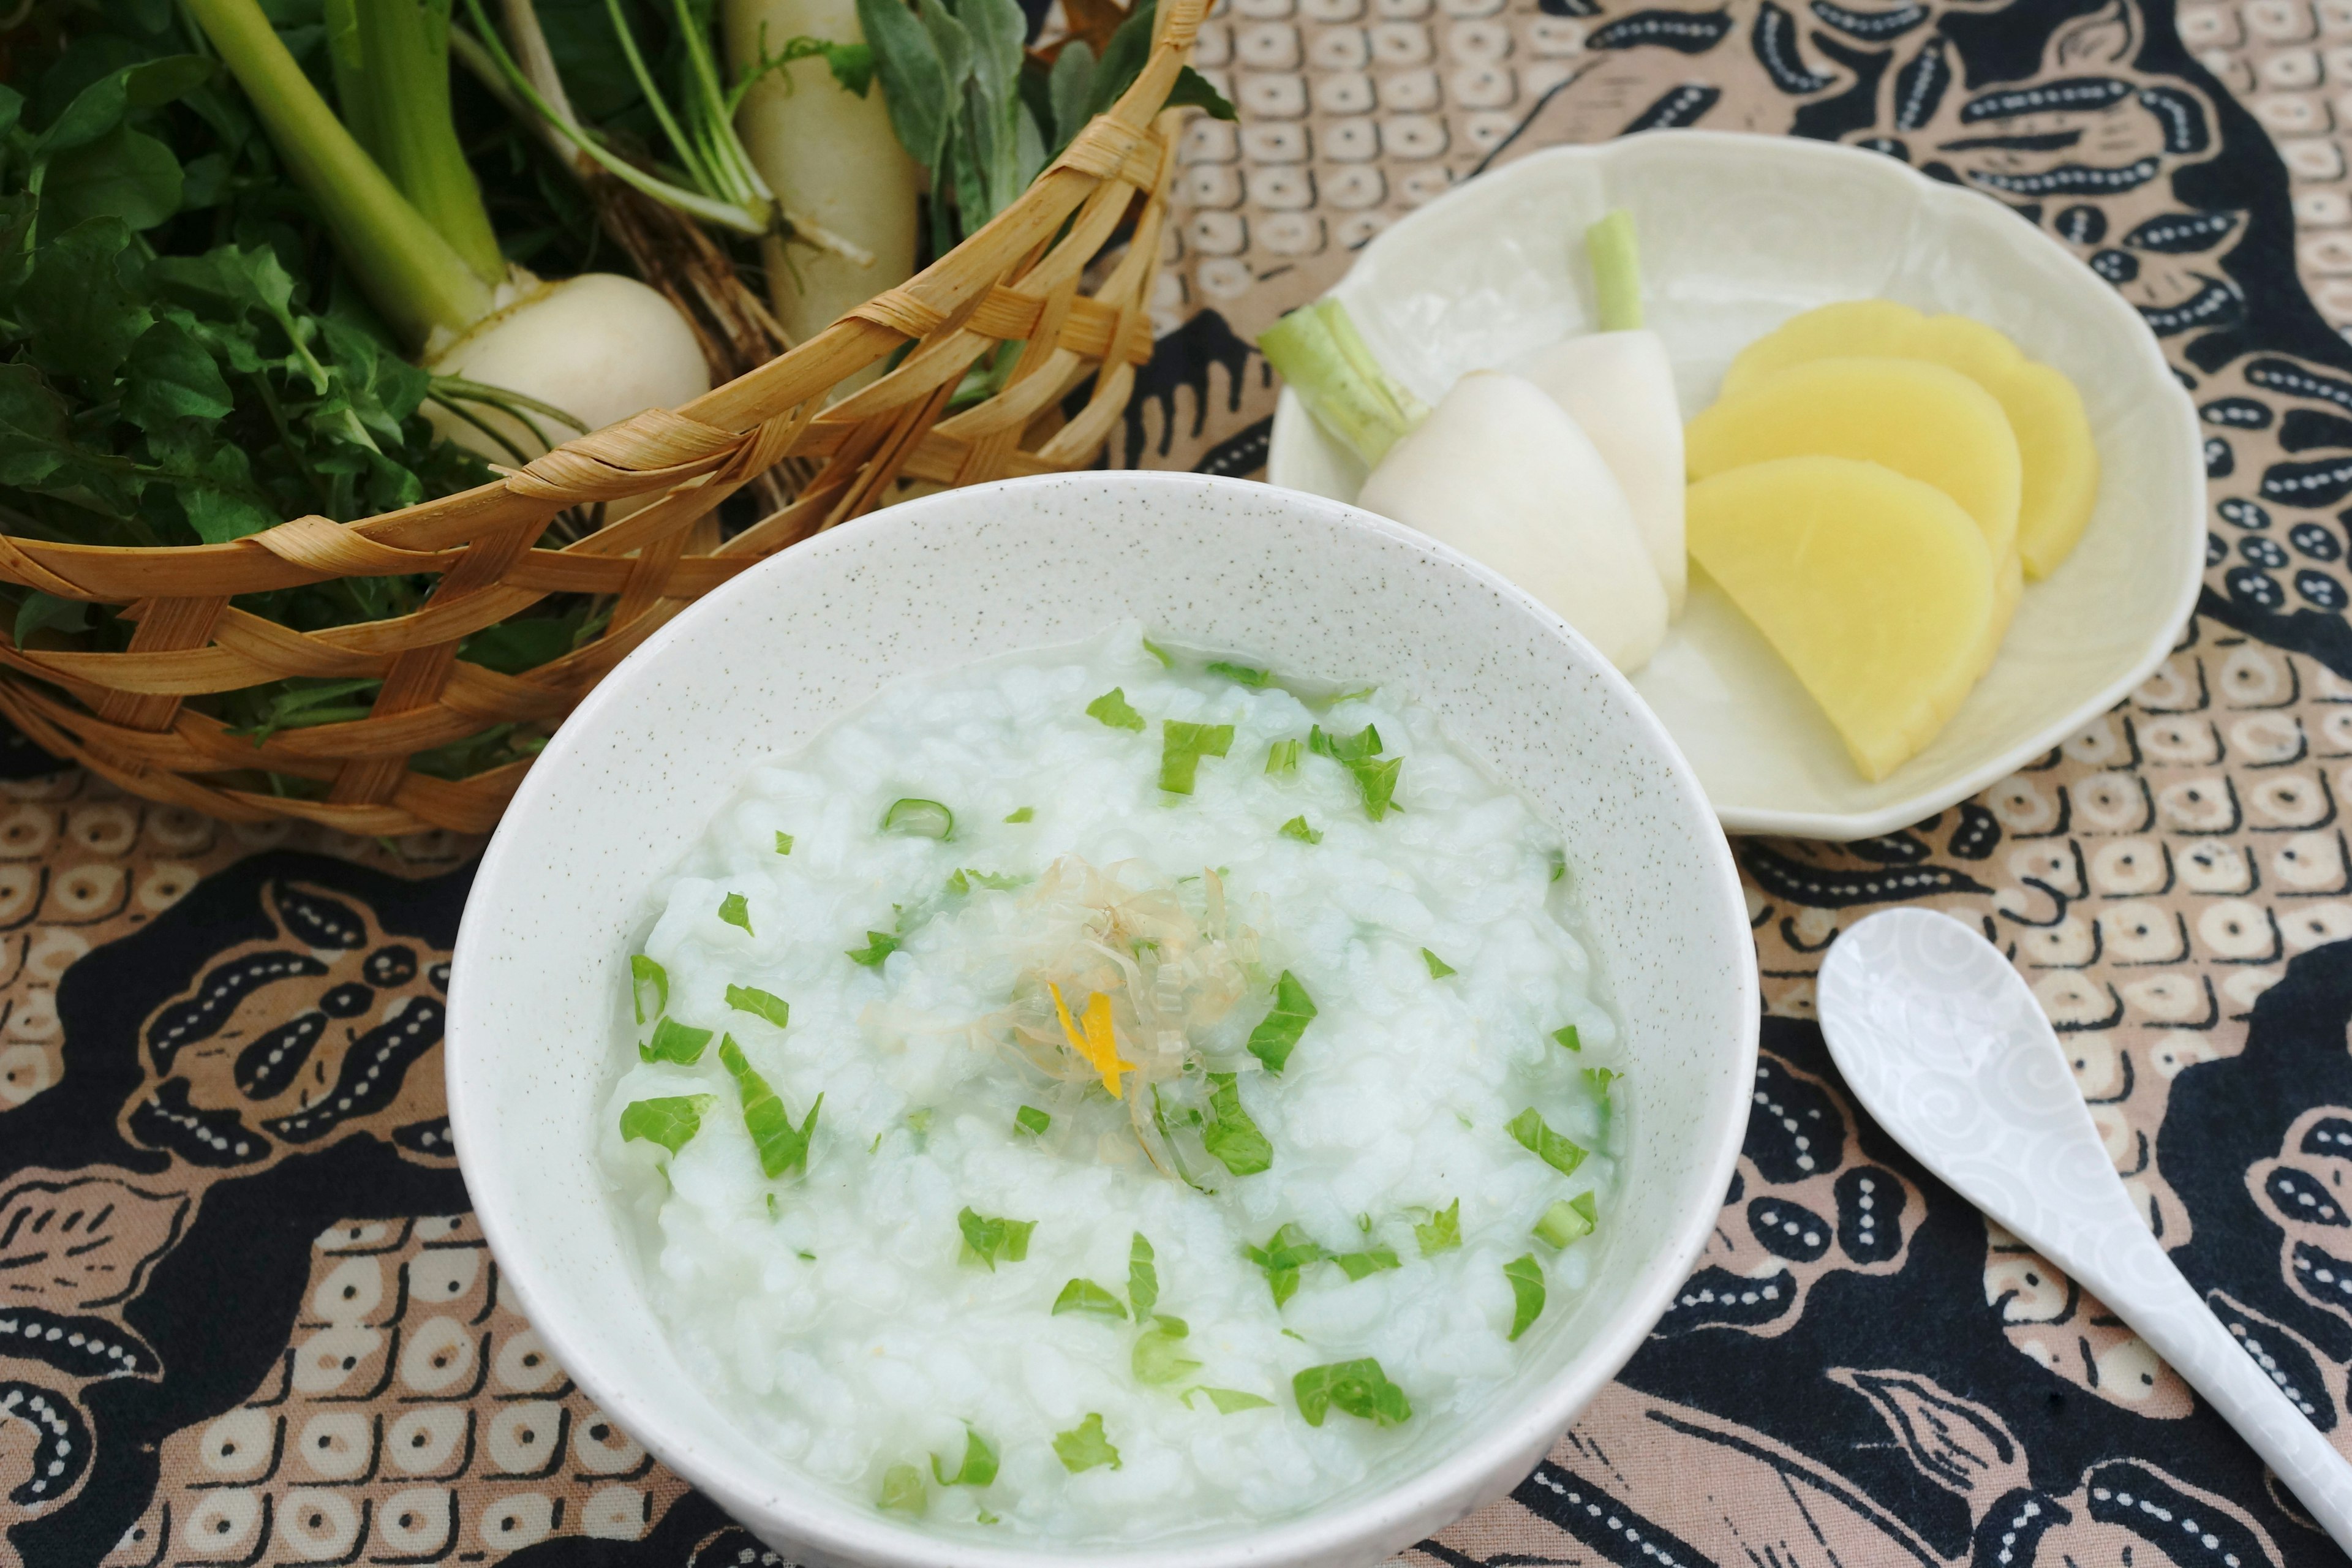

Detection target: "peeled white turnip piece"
[1357, 371, 1668, 673]
[1516, 328, 1686, 617]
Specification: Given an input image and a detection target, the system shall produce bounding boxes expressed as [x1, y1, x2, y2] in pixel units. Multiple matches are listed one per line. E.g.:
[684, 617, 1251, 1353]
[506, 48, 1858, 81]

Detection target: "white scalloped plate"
[1265, 130, 2204, 842]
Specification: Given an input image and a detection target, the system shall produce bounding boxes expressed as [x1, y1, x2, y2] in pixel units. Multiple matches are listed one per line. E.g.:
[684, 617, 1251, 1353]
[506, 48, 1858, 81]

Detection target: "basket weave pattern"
[0, 0, 1204, 837]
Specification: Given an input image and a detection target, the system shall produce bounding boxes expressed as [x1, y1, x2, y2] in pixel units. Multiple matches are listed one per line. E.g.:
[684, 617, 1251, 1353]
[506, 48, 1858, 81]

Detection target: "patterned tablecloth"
[7, 0, 2352, 1561]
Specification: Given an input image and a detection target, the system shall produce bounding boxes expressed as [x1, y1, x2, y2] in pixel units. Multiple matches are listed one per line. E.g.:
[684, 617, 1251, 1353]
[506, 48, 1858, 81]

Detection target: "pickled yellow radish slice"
[1687, 356, 2023, 565]
[2003, 363, 2100, 578]
[1719, 300, 1927, 396]
[1687, 456, 1995, 782]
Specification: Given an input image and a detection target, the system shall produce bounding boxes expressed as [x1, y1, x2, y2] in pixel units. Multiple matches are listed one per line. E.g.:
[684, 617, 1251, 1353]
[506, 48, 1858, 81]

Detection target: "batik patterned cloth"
[7, 0, 2352, 1561]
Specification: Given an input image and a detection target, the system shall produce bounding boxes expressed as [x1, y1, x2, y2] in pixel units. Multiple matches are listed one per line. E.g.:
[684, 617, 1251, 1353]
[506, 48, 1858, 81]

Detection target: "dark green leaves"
[1014, 1104, 1051, 1137]
[1158, 720, 1234, 794]
[1552, 1024, 1583, 1053]
[1422, 948, 1456, 979]
[1507, 1108, 1588, 1177]
[1182, 1385, 1274, 1414]
[1128, 1231, 1159, 1319]
[881, 797, 955, 839]
[1243, 1221, 1326, 1307]
[720, 1036, 821, 1178]
[1310, 723, 1404, 820]
[847, 930, 900, 968]
[1087, 687, 1144, 731]
[619, 1093, 713, 1153]
[1052, 1412, 1120, 1472]
[878, 1461, 927, 1513]
[1536, 1192, 1598, 1249]
[630, 954, 669, 1025]
[641, 1016, 712, 1065]
[1279, 815, 1322, 844]
[1202, 1073, 1272, 1177]
[1132, 1315, 1200, 1384]
[856, 0, 954, 165]
[717, 893, 754, 933]
[1503, 1254, 1546, 1341]
[1051, 1277, 1126, 1319]
[1413, 1199, 1461, 1256]
[1292, 1359, 1412, 1427]
[958, 1207, 1035, 1269]
[1245, 971, 1317, 1072]
[725, 984, 791, 1029]
[930, 1426, 998, 1486]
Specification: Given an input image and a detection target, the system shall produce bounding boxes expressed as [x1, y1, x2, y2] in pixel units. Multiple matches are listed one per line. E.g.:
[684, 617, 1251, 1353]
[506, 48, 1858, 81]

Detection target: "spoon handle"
[2028, 1205, 2352, 1551]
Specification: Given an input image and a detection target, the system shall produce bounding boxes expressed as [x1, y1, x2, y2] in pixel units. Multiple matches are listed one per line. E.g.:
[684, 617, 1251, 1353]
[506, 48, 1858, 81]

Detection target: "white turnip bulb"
[1515, 328, 1686, 617]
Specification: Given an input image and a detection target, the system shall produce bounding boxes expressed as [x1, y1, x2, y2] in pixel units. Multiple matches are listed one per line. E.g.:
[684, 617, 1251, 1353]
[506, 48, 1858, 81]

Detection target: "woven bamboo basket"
[0, 0, 1205, 837]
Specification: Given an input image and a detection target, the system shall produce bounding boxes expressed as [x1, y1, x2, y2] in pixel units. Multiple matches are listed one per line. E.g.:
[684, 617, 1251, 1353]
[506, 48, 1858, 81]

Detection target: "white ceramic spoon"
[1818, 907, 2352, 1551]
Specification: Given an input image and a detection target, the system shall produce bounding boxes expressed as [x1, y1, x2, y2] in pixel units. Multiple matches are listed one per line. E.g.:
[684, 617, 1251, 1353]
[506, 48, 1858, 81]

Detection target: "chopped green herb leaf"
[1330, 1245, 1401, 1281]
[1280, 815, 1324, 845]
[977, 1509, 1000, 1525]
[1207, 660, 1271, 687]
[1133, 1316, 1202, 1385]
[720, 1037, 822, 1178]
[1282, 1328, 1306, 1341]
[1128, 1232, 1159, 1320]
[1535, 1193, 1598, 1249]
[1266, 738, 1303, 778]
[1355, 755, 1404, 820]
[799, 1250, 815, 1261]
[1552, 1024, 1583, 1053]
[930, 1427, 998, 1487]
[1202, 1072, 1274, 1176]
[1005, 806, 1035, 823]
[1310, 723, 1405, 820]
[878, 1462, 927, 1513]
[1052, 1412, 1122, 1472]
[1159, 721, 1235, 794]
[958, 1207, 1035, 1270]
[1087, 687, 1145, 731]
[1246, 971, 1319, 1073]
[718, 893, 754, 934]
[1310, 723, 1382, 763]
[948, 868, 1027, 895]
[1016, 1105, 1052, 1137]
[1503, 1253, 1547, 1341]
[1585, 1066, 1621, 1097]
[775, 832, 795, 855]
[630, 954, 668, 1025]
[881, 798, 955, 839]
[847, 930, 900, 968]
[641, 1016, 714, 1065]
[908, 1109, 934, 1135]
[1507, 1107, 1589, 1177]
[1244, 1222, 1329, 1307]
[1549, 850, 1567, 883]
[1052, 1278, 1128, 1319]
[619, 1094, 714, 1154]
[1292, 1359, 1412, 1428]
[1183, 1386, 1276, 1414]
[1422, 948, 1457, 979]
[769, 1194, 782, 1221]
[1414, 1199, 1461, 1256]
[1323, 687, 1378, 706]
[725, 985, 791, 1030]
[1142, 636, 1174, 667]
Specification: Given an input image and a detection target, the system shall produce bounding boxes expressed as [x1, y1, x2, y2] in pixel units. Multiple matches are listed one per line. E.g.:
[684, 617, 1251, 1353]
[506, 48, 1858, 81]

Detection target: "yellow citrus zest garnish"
[1049, 982, 1139, 1099]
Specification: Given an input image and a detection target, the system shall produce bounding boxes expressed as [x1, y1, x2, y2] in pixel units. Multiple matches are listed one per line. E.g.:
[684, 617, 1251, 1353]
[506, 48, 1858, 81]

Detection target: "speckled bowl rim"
[448, 470, 1759, 1567]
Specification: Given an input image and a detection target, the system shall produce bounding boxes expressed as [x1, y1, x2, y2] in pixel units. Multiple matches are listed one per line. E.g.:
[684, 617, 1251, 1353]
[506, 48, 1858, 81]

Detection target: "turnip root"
[1516, 329, 1686, 617]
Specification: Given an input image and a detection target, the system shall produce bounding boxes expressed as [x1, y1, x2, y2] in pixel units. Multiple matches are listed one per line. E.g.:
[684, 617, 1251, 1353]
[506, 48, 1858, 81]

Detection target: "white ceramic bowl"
[447, 471, 1759, 1567]
[1267, 130, 2205, 841]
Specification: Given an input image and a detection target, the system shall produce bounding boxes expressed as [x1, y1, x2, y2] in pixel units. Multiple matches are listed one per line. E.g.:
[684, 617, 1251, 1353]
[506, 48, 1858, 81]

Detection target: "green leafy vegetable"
[1015, 1104, 1052, 1137]
[847, 930, 900, 968]
[1503, 1253, 1547, 1341]
[1052, 1412, 1121, 1472]
[1142, 636, 1174, 667]
[1207, 660, 1270, 687]
[1552, 1024, 1583, 1053]
[1087, 687, 1145, 731]
[1243, 1221, 1328, 1308]
[719, 1036, 821, 1178]
[1309, 723, 1404, 820]
[1132, 1315, 1200, 1384]
[1550, 851, 1567, 883]
[1182, 1386, 1275, 1414]
[1330, 1245, 1400, 1281]
[1535, 1193, 1597, 1249]
[775, 832, 794, 855]
[725, 985, 791, 1029]
[717, 892, 754, 934]
[1507, 1108, 1588, 1177]
[1128, 1232, 1159, 1319]
[947, 868, 1025, 895]
[878, 1461, 927, 1513]
[1279, 815, 1322, 845]
[1245, 971, 1318, 1073]
[1005, 807, 1035, 823]
[1052, 1278, 1127, 1319]
[641, 1016, 713, 1065]
[958, 1206, 1035, 1269]
[1422, 948, 1456, 979]
[881, 797, 955, 839]
[630, 954, 669, 1025]
[1585, 1066, 1621, 1097]
[1414, 1199, 1461, 1256]
[1265, 738, 1302, 778]
[620, 1093, 714, 1153]
[930, 1427, 998, 1487]
[1158, 720, 1235, 794]
[1292, 1359, 1412, 1428]
[1202, 1072, 1273, 1176]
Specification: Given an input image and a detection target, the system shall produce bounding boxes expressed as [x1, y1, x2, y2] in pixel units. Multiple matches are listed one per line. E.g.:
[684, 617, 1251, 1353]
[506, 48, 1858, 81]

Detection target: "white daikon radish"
[1358, 372, 1668, 673]
[1517, 329, 1687, 617]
